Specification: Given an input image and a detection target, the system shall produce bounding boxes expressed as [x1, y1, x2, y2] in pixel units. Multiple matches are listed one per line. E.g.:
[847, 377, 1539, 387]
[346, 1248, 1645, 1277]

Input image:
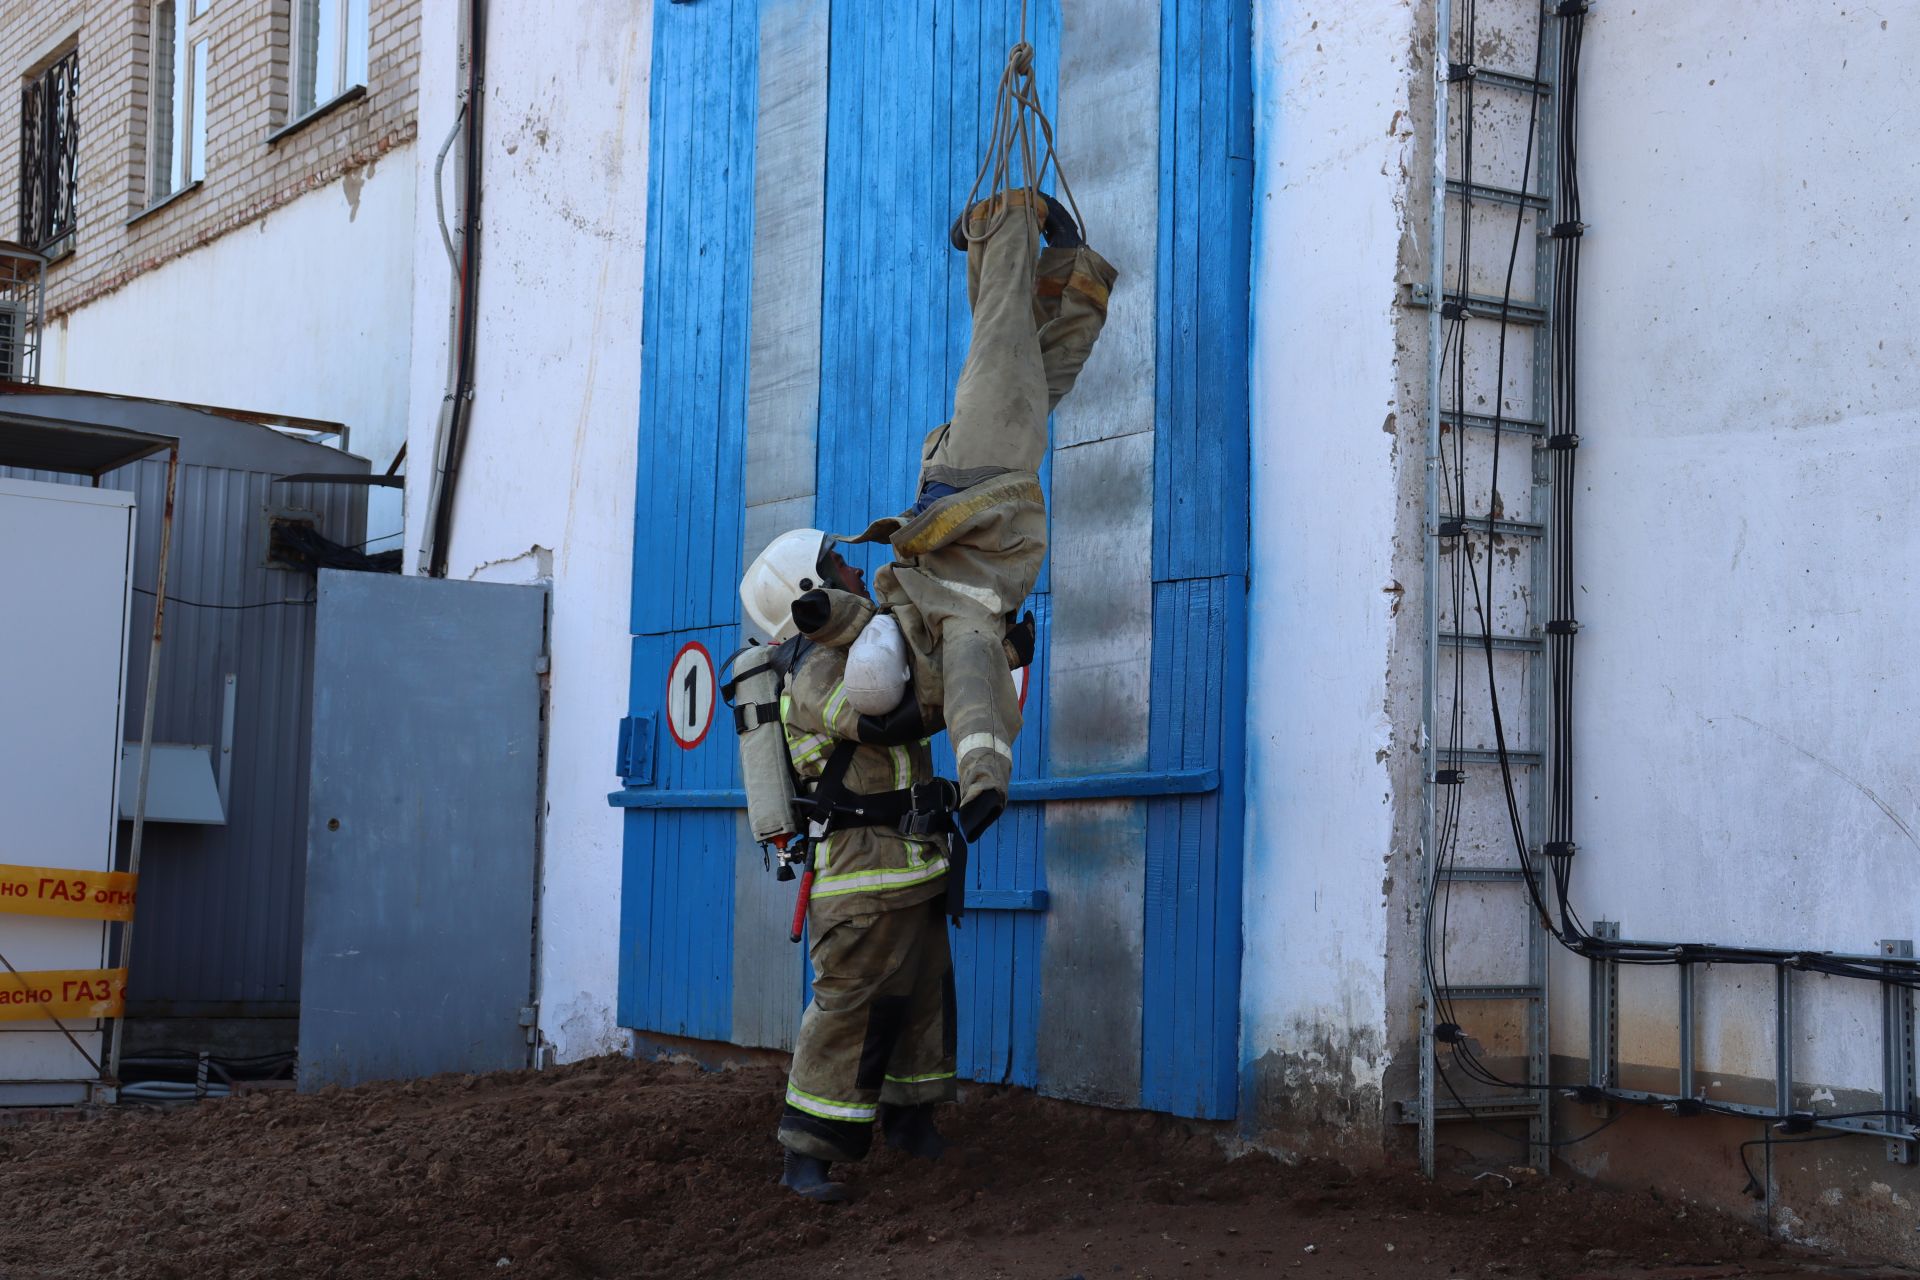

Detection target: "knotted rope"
[958, 5, 1086, 247]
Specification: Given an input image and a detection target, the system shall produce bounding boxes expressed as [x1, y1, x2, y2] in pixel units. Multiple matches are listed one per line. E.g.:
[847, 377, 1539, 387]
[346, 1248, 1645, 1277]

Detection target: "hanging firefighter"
[780, 40, 1114, 844]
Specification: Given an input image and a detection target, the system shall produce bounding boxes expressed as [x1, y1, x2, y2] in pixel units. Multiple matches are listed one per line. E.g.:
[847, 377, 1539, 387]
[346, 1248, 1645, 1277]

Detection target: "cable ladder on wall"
[1412, 1, 1918, 1185]
[1411, 0, 1567, 1175]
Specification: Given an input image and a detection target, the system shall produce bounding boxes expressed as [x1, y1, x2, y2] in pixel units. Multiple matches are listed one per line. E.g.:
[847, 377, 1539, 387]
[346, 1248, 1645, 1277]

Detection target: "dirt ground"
[1, 1056, 1912, 1280]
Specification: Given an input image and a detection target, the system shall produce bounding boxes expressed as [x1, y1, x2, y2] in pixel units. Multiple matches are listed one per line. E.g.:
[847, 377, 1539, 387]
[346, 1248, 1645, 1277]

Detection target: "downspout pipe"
[107, 443, 179, 1090]
[426, 0, 487, 578]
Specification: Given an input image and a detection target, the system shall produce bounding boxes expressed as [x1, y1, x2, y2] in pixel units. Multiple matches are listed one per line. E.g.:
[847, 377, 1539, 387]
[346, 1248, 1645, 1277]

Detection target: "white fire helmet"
[740, 528, 830, 640]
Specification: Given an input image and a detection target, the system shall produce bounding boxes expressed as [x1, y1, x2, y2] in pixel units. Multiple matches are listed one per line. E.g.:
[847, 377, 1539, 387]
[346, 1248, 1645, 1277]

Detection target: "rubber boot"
[780, 1149, 850, 1203]
[879, 1103, 950, 1162]
[949, 189, 1053, 252]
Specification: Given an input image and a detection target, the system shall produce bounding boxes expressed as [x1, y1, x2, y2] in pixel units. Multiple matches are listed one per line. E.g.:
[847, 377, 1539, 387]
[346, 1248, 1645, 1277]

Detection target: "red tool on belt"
[773, 833, 816, 944]
[788, 844, 816, 944]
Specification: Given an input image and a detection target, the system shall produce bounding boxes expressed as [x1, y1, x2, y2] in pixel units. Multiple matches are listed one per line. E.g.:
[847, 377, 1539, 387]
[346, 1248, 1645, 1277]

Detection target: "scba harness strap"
[722, 637, 965, 906]
[800, 776, 961, 840]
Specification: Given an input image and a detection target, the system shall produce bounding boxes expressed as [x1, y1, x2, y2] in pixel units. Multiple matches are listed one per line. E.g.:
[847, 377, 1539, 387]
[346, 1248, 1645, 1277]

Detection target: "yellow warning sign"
[0, 864, 137, 921]
[0, 968, 126, 1022]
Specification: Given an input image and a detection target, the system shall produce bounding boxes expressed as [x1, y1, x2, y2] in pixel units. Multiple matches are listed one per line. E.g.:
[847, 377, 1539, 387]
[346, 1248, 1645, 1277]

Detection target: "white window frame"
[146, 0, 211, 205]
[291, 0, 369, 123]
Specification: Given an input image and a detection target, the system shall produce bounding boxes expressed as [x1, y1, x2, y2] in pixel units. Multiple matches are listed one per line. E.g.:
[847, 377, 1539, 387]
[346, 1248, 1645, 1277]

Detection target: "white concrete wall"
[1241, 0, 1421, 1134]
[1547, 2, 1920, 1098]
[43, 153, 417, 547]
[403, 0, 653, 1061]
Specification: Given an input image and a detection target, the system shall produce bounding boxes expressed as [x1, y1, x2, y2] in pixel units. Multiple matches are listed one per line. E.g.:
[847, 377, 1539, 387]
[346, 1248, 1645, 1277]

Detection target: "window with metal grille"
[19, 47, 78, 256]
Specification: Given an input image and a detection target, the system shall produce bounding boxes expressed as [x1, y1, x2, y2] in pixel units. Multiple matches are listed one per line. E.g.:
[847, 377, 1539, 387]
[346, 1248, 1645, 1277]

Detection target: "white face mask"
[843, 613, 912, 715]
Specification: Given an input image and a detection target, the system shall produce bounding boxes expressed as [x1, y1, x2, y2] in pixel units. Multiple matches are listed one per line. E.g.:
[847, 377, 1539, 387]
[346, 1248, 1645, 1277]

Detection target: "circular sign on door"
[1012, 662, 1031, 711]
[666, 641, 717, 750]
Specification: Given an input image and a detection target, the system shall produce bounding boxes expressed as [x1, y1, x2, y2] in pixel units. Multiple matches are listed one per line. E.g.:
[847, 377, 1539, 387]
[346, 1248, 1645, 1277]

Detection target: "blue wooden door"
[617, 0, 1252, 1120]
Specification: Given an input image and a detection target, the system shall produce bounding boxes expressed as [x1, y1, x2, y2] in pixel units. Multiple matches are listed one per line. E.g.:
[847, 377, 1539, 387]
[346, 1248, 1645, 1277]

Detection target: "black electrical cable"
[1425, 0, 1560, 1116]
[132, 586, 316, 612]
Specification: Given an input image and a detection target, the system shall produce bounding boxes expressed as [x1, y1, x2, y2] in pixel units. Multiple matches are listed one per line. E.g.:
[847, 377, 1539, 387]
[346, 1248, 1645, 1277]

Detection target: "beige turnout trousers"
[778, 897, 956, 1163]
[848, 191, 1116, 809]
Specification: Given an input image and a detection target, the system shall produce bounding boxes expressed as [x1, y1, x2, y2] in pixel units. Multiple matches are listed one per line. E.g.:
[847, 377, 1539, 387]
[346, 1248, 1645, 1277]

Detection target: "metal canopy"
[276, 471, 404, 488]
[0, 416, 176, 477]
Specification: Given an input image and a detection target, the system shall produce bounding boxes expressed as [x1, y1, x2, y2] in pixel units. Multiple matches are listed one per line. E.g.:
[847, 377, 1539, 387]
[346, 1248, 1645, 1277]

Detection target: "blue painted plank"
[1141, 575, 1246, 1119]
[1154, 0, 1252, 583]
[619, 0, 760, 1042]
[629, 0, 759, 637]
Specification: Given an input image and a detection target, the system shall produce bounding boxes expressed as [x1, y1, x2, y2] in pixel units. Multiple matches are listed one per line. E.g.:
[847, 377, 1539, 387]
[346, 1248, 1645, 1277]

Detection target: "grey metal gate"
[299, 571, 546, 1089]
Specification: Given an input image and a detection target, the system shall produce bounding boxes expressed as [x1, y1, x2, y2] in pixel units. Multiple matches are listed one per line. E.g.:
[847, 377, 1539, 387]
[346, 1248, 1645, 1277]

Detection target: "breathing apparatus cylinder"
[721, 643, 800, 845]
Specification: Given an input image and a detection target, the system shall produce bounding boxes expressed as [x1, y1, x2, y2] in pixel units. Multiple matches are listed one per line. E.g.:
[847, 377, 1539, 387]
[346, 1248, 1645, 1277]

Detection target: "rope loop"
[958, 32, 1086, 250]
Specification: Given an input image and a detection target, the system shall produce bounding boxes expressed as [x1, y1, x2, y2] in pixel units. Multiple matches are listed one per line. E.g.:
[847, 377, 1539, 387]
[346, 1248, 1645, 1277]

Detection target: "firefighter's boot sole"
[879, 1103, 951, 1162]
[780, 1150, 850, 1203]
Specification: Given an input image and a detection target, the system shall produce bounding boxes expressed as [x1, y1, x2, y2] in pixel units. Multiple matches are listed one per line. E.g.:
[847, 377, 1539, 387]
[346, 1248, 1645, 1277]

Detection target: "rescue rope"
[959, 2, 1086, 247]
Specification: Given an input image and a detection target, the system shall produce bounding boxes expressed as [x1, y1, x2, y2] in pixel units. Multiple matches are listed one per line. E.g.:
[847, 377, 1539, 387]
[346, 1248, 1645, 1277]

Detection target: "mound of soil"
[0, 1056, 1890, 1280]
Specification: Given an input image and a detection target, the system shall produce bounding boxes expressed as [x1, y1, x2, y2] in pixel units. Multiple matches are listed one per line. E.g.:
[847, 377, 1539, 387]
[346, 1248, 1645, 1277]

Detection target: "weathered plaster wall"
[1542, 1, 1920, 1256]
[1549, 0, 1919, 1088]
[1242, 0, 1424, 1149]
[401, 0, 654, 1062]
[44, 155, 417, 546]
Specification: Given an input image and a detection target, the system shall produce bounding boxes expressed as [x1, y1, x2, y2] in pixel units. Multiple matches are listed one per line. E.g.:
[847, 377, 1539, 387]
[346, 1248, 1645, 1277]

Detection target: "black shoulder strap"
[722, 636, 815, 734]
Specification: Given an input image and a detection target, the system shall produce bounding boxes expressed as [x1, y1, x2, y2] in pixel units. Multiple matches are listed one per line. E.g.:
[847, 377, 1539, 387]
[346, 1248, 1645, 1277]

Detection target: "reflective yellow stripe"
[889, 745, 925, 866]
[785, 729, 830, 768]
[883, 1070, 956, 1084]
[816, 836, 830, 872]
[824, 682, 850, 728]
[785, 1082, 876, 1122]
[811, 858, 949, 899]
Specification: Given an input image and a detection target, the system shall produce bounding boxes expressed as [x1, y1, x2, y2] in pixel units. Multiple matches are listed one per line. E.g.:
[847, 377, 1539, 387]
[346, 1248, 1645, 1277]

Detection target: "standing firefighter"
[733, 186, 1113, 1200]
[735, 533, 961, 1202]
[731, 33, 1114, 1202]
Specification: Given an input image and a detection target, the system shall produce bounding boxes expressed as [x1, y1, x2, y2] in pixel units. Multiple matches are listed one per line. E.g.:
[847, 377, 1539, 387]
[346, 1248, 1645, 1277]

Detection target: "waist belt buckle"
[895, 779, 957, 839]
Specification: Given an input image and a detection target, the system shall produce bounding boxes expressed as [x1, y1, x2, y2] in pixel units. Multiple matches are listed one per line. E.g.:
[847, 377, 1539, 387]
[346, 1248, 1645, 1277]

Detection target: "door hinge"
[617, 715, 656, 785]
[519, 1004, 538, 1046]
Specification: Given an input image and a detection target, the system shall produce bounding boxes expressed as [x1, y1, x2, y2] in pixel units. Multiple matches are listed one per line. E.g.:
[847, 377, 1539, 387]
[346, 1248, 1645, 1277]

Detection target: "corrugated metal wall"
[6, 420, 366, 1016]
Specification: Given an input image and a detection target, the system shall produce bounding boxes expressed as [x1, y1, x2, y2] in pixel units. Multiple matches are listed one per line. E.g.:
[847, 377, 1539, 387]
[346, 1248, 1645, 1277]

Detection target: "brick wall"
[0, 0, 420, 321]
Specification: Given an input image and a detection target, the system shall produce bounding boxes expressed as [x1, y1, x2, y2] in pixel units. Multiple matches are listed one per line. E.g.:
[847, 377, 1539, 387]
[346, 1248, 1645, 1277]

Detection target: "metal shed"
[1, 386, 370, 1051]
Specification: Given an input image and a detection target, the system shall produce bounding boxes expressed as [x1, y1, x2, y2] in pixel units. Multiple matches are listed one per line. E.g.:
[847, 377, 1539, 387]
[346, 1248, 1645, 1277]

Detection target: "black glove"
[857, 697, 944, 746]
[1003, 611, 1036, 669]
[790, 589, 832, 636]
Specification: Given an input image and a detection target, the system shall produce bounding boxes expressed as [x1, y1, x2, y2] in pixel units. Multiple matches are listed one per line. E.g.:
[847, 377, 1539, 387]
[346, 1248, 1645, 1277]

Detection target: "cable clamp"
[1436, 1022, 1467, 1044]
[1545, 619, 1580, 635]
[1775, 1112, 1816, 1134]
[1433, 769, 1466, 786]
[1551, 0, 1591, 15]
[1544, 840, 1577, 859]
[1440, 301, 1467, 321]
[1446, 62, 1478, 83]
[1669, 1098, 1706, 1117]
[1550, 221, 1587, 239]
[1436, 519, 1464, 539]
[1567, 1085, 1608, 1105]
[1545, 433, 1581, 451]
